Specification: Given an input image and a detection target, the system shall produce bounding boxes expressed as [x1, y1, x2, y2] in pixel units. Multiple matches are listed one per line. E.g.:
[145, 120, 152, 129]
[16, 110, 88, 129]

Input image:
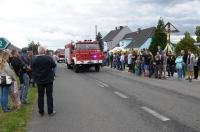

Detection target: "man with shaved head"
[31, 46, 56, 116]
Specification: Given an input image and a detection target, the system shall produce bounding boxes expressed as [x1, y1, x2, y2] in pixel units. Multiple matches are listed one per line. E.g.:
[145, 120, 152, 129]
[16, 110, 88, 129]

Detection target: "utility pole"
[95, 25, 98, 40]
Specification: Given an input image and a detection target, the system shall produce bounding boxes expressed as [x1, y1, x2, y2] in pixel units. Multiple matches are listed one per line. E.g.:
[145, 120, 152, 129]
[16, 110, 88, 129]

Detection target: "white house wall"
[111, 27, 132, 49]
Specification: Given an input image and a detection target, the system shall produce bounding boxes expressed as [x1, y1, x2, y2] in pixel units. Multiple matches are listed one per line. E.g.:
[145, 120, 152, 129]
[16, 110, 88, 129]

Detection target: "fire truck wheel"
[73, 65, 79, 73]
[95, 65, 100, 72]
[67, 64, 72, 69]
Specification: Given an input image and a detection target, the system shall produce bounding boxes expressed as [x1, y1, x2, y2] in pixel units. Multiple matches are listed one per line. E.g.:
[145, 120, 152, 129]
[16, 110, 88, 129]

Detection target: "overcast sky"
[0, 0, 199, 50]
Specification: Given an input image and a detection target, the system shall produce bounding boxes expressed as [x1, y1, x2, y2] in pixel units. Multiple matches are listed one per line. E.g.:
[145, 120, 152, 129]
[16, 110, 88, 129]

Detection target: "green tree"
[28, 41, 40, 55]
[195, 26, 200, 42]
[149, 18, 167, 55]
[96, 32, 104, 51]
[175, 32, 197, 54]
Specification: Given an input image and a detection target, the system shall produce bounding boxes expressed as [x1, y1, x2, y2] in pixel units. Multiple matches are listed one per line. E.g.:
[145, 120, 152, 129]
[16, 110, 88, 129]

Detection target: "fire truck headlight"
[77, 61, 83, 64]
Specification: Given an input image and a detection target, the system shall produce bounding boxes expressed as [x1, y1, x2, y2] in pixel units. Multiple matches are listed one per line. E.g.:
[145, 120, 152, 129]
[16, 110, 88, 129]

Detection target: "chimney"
[138, 28, 141, 33]
[119, 26, 123, 29]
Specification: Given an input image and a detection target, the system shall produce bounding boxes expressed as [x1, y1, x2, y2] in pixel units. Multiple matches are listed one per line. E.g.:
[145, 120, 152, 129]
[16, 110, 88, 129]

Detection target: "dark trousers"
[37, 82, 53, 114]
[149, 65, 154, 77]
[132, 63, 135, 73]
[194, 66, 199, 79]
[168, 65, 175, 77]
[128, 64, 132, 71]
[155, 65, 163, 78]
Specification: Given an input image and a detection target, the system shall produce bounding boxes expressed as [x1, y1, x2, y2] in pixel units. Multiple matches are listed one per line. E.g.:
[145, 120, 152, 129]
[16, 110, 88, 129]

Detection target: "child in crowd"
[10, 81, 21, 110]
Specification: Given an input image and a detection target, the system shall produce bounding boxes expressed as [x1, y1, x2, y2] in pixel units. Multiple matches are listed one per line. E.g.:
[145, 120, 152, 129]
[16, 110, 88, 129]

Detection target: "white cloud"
[0, 0, 199, 50]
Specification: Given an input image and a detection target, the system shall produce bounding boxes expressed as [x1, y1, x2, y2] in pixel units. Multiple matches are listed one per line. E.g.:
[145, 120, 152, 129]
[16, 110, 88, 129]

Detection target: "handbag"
[0, 76, 12, 85]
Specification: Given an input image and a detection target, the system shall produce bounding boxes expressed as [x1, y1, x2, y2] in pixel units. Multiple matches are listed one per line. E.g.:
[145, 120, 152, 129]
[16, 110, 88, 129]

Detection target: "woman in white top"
[0, 50, 17, 112]
[120, 53, 125, 70]
[127, 51, 132, 72]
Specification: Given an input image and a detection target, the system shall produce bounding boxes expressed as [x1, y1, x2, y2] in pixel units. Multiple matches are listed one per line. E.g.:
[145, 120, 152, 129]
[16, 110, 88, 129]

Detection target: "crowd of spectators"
[0, 48, 57, 113]
[103, 48, 200, 82]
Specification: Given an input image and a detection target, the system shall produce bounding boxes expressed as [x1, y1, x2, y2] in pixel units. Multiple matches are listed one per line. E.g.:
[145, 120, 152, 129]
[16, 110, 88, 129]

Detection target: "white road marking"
[97, 84, 105, 87]
[96, 80, 109, 87]
[141, 106, 170, 122]
[114, 91, 129, 99]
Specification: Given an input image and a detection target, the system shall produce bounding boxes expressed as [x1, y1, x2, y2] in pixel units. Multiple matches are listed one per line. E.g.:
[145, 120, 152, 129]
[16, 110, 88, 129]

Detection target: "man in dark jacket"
[167, 53, 176, 78]
[31, 46, 56, 116]
[10, 50, 30, 104]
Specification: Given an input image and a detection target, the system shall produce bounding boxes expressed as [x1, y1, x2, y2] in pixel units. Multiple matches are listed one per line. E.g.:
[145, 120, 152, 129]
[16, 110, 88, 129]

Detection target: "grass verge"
[0, 87, 37, 132]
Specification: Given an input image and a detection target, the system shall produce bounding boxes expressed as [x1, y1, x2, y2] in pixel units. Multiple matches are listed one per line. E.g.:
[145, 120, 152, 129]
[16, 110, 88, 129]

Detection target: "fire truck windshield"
[76, 44, 100, 50]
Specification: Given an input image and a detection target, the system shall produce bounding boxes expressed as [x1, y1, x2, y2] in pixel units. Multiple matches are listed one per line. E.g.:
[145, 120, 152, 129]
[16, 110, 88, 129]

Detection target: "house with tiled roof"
[103, 26, 132, 51]
[119, 27, 156, 50]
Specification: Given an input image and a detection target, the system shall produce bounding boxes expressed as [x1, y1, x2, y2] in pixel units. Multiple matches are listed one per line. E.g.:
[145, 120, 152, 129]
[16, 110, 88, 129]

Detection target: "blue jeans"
[117, 61, 121, 70]
[177, 68, 183, 79]
[135, 68, 140, 75]
[20, 73, 29, 103]
[1, 85, 10, 112]
[141, 62, 145, 73]
[121, 61, 125, 70]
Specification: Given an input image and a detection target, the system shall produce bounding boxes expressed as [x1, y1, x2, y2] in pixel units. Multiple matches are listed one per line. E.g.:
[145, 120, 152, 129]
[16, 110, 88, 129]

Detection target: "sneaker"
[39, 112, 44, 116]
[21, 101, 28, 104]
[3, 109, 12, 113]
[49, 110, 56, 116]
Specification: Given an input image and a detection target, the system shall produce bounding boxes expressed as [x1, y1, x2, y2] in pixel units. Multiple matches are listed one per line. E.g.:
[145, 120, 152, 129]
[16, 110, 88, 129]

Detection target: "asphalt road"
[28, 64, 200, 132]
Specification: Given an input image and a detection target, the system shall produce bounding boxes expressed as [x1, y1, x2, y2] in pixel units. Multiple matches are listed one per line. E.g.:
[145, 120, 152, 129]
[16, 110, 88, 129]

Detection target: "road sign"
[0, 38, 11, 50]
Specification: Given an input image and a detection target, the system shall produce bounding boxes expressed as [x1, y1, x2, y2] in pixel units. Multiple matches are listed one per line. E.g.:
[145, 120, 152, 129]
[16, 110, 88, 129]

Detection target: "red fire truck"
[65, 40, 104, 72]
[55, 49, 65, 63]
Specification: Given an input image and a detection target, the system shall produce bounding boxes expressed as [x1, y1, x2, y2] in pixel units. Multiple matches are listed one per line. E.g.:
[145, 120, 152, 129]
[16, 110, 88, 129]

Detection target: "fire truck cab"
[55, 49, 65, 63]
[65, 40, 104, 72]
